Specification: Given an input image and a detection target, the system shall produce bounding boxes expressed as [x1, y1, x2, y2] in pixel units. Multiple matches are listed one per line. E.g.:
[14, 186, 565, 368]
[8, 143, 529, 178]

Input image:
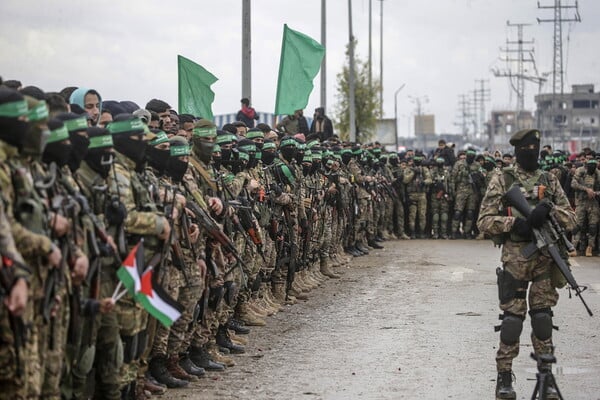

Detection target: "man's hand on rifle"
[47, 244, 62, 268]
[528, 202, 552, 229]
[50, 212, 70, 237]
[71, 255, 89, 286]
[4, 278, 28, 317]
[188, 223, 200, 243]
[208, 197, 223, 215]
[157, 218, 171, 241]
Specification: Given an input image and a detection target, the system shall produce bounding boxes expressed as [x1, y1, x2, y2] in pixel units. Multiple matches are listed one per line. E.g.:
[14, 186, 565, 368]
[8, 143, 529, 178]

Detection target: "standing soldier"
[403, 154, 432, 238]
[570, 158, 600, 257]
[452, 149, 480, 238]
[430, 157, 453, 239]
[477, 129, 576, 400]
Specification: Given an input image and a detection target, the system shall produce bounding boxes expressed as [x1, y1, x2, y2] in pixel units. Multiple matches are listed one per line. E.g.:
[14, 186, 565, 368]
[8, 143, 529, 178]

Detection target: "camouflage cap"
[509, 129, 541, 146]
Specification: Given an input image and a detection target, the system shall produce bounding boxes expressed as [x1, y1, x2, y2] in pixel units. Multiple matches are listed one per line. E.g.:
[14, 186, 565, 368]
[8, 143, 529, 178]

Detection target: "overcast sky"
[1, 0, 598, 137]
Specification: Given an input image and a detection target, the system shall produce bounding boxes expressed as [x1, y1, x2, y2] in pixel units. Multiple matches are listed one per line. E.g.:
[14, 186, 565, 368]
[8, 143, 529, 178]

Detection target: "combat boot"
[303, 269, 321, 288]
[228, 329, 249, 345]
[143, 372, 167, 395]
[585, 245, 593, 257]
[237, 302, 267, 326]
[495, 371, 516, 399]
[188, 345, 225, 371]
[398, 232, 411, 240]
[355, 241, 370, 254]
[166, 355, 198, 382]
[247, 299, 269, 317]
[329, 254, 341, 268]
[148, 356, 189, 388]
[178, 354, 206, 377]
[262, 285, 283, 311]
[320, 258, 340, 279]
[207, 344, 236, 367]
[216, 325, 246, 354]
[368, 239, 384, 249]
[294, 271, 312, 291]
[271, 281, 287, 303]
[226, 318, 250, 335]
[288, 286, 308, 300]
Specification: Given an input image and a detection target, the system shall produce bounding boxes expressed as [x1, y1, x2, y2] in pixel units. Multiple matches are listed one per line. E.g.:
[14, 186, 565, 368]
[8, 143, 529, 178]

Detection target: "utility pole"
[378, 0, 384, 118]
[473, 79, 491, 140]
[538, 0, 581, 146]
[368, 0, 372, 89]
[394, 84, 406, 150]
[454, 94, 471, 140]
[241, 0, 251, 100]
[348, 0, 357, 142]
[321, 0, 327, 109]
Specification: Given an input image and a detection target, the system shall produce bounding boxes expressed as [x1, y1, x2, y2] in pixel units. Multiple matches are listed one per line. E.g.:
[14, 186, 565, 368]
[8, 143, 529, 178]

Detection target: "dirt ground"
[161, 239, 600, 400]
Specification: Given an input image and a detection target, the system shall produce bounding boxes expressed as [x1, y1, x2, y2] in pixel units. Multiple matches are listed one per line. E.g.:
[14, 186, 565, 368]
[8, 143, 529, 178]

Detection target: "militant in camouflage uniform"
[477, 129, 576, 400]
[403, 154, 432, 238]
[430, 157, 453, 239]
[570, 158, 600, 257]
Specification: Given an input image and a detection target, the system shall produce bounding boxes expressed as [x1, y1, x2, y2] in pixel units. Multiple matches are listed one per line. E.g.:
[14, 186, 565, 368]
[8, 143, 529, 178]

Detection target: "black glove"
[269, 183, 283, 197]
[528, 202, 552, 229]
[511, 217, 532, 238]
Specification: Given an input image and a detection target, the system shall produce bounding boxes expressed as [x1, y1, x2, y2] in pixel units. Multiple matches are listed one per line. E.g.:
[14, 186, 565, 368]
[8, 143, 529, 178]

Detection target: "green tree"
[334, 41, 382, 142]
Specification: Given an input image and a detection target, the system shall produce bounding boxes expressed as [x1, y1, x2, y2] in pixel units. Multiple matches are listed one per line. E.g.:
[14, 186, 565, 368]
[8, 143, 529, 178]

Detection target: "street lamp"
[394, 84, 406, 151]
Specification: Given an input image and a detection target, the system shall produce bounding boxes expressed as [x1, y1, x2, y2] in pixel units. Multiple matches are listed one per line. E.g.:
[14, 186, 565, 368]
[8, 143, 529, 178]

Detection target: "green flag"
[274, 24, 325, 116]
[178, 55, 218, 119]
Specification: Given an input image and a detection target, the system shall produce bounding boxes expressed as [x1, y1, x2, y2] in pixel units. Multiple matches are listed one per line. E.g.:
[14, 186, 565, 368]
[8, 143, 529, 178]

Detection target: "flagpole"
[112, 281, 123, 300]
[348, 0, 357, 142]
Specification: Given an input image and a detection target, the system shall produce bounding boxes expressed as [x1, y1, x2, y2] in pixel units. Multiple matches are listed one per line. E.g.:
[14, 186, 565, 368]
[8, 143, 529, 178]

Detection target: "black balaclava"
[587, 161, 597, 175]
[0, 88, 29, 150]
[280, 146, 297, 163]
[341, 152, 352, 165]
[43, 119, 72, 167]
[221, 147, 232, 161]
[167, 157, 188, 182]
[413, 157, 422, 166]
[262, 150, 277, 165]
[466, 151, 476, 164]
[67, 133, 90, 172]
[114, 135, 147, 169]
[514, 133, 540, 172]
[191, 137, 214, 164]
[86, 148, 114, 178]
[146, 145, 169, 175]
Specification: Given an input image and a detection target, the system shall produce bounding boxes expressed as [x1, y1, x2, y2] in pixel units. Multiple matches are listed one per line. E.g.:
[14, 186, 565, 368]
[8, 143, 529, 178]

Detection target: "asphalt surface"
[162, 239, 600, 400]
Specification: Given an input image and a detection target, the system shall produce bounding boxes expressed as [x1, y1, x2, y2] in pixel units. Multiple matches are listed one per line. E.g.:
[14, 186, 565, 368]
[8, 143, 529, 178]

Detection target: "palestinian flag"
[116, 240, 144, 296]
[136, 266, 183, 327]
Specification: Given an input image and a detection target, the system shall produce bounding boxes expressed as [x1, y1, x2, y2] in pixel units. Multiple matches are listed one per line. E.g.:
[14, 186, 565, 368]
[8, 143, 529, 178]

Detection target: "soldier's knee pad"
[466, 209, 475, 220]
[500, 313, 524, 345]
[453, 210, 462, 221]
[529, 308, 553, 341]
[441, 213, 448, 222]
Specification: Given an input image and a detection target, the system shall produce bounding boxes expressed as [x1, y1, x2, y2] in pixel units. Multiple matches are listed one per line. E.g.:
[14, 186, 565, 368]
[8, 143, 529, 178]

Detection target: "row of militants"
[0, 81, 405, 400]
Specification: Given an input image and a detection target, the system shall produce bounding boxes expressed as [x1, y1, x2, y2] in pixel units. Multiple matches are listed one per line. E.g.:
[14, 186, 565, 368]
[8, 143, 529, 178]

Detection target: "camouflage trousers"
[0, 294, 35, 400]
[116, 297, 148, 388]
[452, 187, 478, 234]
[574, 199, 600, 250]
[168, 264, 203, 357]
[496, 242, 559, 372]
[407, 192, 427, 234]
[430, 196, 451, 236]
[316, 207, 333, 260]
[354, 196, 373, 242]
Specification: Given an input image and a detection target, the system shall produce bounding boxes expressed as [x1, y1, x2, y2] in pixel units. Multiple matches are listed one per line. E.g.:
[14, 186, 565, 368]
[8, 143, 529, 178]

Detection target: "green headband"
[28, 101, 49, 122]
[238, 151, 250, 161]
[246, 130, 264, 139]
[436, 157, 445, 163]
[108, 118, 145, 135]
[262, 142, 276, 151]
[587, 159, 598, 165]
[170, 145, 191, 157]
[216, 133, 235, 145]
[0, 99, 29, 118]
[466, 150, 476, 155]
[279, 137, 297, 148]
[47, 125, 69, 144]
[238, 143, 256, 153]
[88, 134, 114, 149]
[64, 116, 88, 132]
[149, 131, 169, 146]
[193, 126, 217, 138]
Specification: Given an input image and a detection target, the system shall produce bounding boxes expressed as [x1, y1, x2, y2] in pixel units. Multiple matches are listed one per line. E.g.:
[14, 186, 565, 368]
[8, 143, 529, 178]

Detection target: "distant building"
[488, 110, 535, 150]
[535, 84, 600, 152]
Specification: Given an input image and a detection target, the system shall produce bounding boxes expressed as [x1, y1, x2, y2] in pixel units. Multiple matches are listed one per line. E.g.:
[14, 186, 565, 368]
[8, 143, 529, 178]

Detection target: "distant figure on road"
[236, 97, 259, 128]
[477, 128, 577, 400]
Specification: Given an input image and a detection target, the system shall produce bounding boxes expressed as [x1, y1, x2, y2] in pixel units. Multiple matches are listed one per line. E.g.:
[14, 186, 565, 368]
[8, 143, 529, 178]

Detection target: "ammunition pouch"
[496, 267, 528, 304]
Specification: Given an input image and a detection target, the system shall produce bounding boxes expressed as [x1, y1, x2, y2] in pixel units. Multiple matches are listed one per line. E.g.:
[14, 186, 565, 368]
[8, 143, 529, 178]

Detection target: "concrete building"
[535, 84, 600, 152]
[488, 110, 535, 151]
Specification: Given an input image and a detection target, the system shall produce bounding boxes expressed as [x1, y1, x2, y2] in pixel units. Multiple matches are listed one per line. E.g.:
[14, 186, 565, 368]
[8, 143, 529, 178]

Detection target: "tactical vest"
[502, 167, 553, 242]
[574, 169, 599, 201]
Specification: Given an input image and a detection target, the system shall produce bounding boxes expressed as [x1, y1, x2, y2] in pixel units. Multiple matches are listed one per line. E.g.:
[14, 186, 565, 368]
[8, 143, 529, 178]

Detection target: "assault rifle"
[185, 200, 248, 279]
[503, 186, 593, 316]
[0, 253, 28, 377]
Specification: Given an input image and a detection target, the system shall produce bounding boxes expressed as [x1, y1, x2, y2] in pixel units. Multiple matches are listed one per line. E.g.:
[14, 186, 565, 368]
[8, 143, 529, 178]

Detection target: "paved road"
[164, 239, 600, 400]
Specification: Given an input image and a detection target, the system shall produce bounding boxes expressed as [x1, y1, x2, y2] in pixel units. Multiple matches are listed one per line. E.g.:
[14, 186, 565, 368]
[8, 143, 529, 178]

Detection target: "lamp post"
[394, 84, 406, 151]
